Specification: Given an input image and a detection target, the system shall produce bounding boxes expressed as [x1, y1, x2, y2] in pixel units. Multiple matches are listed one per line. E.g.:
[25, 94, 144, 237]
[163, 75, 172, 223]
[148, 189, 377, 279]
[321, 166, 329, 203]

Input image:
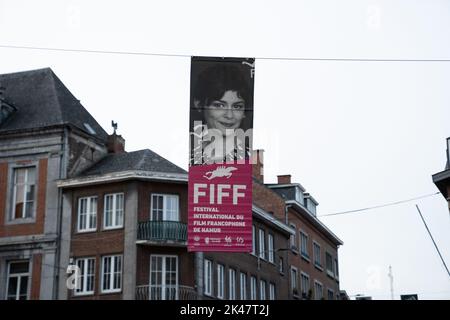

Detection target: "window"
[260, 280, 266, 300]
[151, 194, 179, 221]
[313, 241, 322, 269]
[75, 257, 95, 296]
[204, 259, 213, 296]
[269, 283, 276, 300]
[300, 272, 310, 298]
[258, 229, 265, 259]
[77, 196, 97, 232]
[326, 252, 334, 276]
[252, 225, 256, 255]
[250, 276, 257, 300]
[11, 167, 36, 220]
[295, 186, 304, 204]
[314, 281, 323, 300]
[291, 267, 298, 295]
[6, 261, 29, 300]
[306, 199, 317, 216]
[300, 231, 309, 258]
[334, 259, 339, 279]
[279, 257, 284, 274]
[290, 224, 297, 251]
[101, 255, 122, 293]
[150, 255, 178, 300]
[104, 193, 124, 229]
[229, 268, 236, 300]
[267, 234, 274, 263]
[327, 288, 334, 300]
[240, 273, 247, 300]
[217, 264, 225, 299]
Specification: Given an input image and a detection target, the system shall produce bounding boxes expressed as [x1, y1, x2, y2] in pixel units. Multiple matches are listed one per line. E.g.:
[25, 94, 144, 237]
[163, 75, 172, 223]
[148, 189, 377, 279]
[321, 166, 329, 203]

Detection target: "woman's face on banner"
[204, 90, 245, 136]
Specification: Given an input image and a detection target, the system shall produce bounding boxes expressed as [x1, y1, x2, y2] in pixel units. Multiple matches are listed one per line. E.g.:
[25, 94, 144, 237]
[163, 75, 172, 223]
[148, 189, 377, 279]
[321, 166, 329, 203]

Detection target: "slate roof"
[0, 68, 108, 141]
[80, 149, 187, 176]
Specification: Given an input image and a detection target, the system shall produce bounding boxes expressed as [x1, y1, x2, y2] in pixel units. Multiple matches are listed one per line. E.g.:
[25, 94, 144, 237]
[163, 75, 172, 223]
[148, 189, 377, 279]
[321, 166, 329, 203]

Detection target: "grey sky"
[0, 0, 449, 299]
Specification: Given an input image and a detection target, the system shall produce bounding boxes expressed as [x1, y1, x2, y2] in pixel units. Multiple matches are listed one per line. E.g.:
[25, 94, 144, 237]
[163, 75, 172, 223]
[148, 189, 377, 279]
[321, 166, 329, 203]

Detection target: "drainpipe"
[285, 204, 292, 299]
[54, 126, 69, 299]
[194, 252, 204, 300]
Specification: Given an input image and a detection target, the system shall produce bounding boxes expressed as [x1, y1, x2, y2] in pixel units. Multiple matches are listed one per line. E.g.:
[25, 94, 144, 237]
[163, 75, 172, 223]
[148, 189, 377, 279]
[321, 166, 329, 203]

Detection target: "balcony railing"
[137, 221, 187, 243]
[135, 285, 198, 300]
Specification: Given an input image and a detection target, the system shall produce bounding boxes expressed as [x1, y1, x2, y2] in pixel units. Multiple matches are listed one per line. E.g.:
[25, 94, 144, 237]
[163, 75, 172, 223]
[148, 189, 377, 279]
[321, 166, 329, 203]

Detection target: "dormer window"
[304, 193, 318, 216]
[295, 187, 304, 204]
[83, 123, 96, 135]
[0, 101, 16, 125]
[306, 199, 317, 216]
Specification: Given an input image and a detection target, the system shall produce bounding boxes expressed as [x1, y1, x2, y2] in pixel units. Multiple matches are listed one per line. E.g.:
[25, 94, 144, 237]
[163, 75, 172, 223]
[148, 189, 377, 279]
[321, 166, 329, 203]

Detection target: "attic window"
[0, 102, 16, 125]
[83, 123, 96, 135]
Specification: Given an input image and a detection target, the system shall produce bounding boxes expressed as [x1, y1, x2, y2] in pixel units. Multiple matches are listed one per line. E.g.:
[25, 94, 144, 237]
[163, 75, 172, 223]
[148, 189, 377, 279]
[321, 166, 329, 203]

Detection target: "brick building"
[0, 68, 343, 300]
[432, 137, 450, 212]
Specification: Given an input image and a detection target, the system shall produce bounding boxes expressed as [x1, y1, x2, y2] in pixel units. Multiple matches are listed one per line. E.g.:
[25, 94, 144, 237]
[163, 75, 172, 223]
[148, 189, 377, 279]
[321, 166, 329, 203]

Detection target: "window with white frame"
[77, 196, 97, 232]
[290, 224, 297, 250]
[252, 225, 256, 255]
[269, 283, 275, 300]
[217, 264, 224, 299]
[300, 272, 310, 297]
[267, 234, 274, 263]
[75, 257, 95, 295]
[229, 268, 236, 300]
[258, 229, 265, 259]
[240, 272, 247, 300]
[204, 259, 213, 296]
[260, 280, 266, 300]
[300, 231, 309, 258]
[104, 193, 124, 229]
[314, 281, 323, 300]
[250, 276, 257, 300]
[313, 242, 322, 268]
[291, 267, 298, 294]
[327, 288, 334, 300]
[6, 261, 30, 300]
[151, 194, 179, 221]
[101, 255, 122, 293]
[11, 167, 36, 220]
[150, 255, 178, 300]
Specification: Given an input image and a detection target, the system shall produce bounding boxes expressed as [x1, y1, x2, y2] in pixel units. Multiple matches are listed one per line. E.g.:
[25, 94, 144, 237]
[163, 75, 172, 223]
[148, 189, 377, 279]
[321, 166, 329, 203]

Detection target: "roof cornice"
[57, 170, 188, 188]
[286, 200, 343, 246]
[252, 204, 294, 235]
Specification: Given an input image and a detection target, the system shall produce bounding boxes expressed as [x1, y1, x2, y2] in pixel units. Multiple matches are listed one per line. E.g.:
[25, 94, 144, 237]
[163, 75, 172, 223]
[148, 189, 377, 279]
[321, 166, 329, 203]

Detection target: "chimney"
[252, 149, 264, 183]
[277, 174, 291, 184]
[107, 133, 125, 154]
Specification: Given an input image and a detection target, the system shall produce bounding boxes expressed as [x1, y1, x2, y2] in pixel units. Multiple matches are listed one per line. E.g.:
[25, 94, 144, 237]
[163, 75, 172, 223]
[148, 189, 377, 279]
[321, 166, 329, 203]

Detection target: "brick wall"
[0, 158, 47, 237]
[287, 207, 340, 299]
[69, 182, 126, 300]
[138, 181, 188, 223]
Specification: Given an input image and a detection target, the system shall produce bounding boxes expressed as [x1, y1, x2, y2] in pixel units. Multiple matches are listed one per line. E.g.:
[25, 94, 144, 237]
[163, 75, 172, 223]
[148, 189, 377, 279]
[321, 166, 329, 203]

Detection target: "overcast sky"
[1, 0, 449, 300]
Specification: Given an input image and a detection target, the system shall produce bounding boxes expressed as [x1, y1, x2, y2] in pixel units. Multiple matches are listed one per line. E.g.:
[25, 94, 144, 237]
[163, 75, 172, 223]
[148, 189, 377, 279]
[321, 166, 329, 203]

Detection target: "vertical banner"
[188, 57, 255, 252]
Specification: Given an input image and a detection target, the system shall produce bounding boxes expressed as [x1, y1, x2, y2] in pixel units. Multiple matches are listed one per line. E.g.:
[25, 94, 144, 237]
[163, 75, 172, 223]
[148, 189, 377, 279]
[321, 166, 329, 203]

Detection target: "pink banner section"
[188, 163, 252, 252]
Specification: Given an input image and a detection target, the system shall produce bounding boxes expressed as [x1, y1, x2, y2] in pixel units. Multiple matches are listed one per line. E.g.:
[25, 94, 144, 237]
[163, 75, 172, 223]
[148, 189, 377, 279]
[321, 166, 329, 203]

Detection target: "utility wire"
[415, 205, 450, 279]
[318, 192, 440, 217]
[1, 44, 450, 62]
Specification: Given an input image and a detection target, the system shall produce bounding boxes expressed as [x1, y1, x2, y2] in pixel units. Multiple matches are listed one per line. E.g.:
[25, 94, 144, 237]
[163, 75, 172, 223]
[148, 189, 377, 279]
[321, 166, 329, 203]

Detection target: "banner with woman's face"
[188, 57, 255, 252]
